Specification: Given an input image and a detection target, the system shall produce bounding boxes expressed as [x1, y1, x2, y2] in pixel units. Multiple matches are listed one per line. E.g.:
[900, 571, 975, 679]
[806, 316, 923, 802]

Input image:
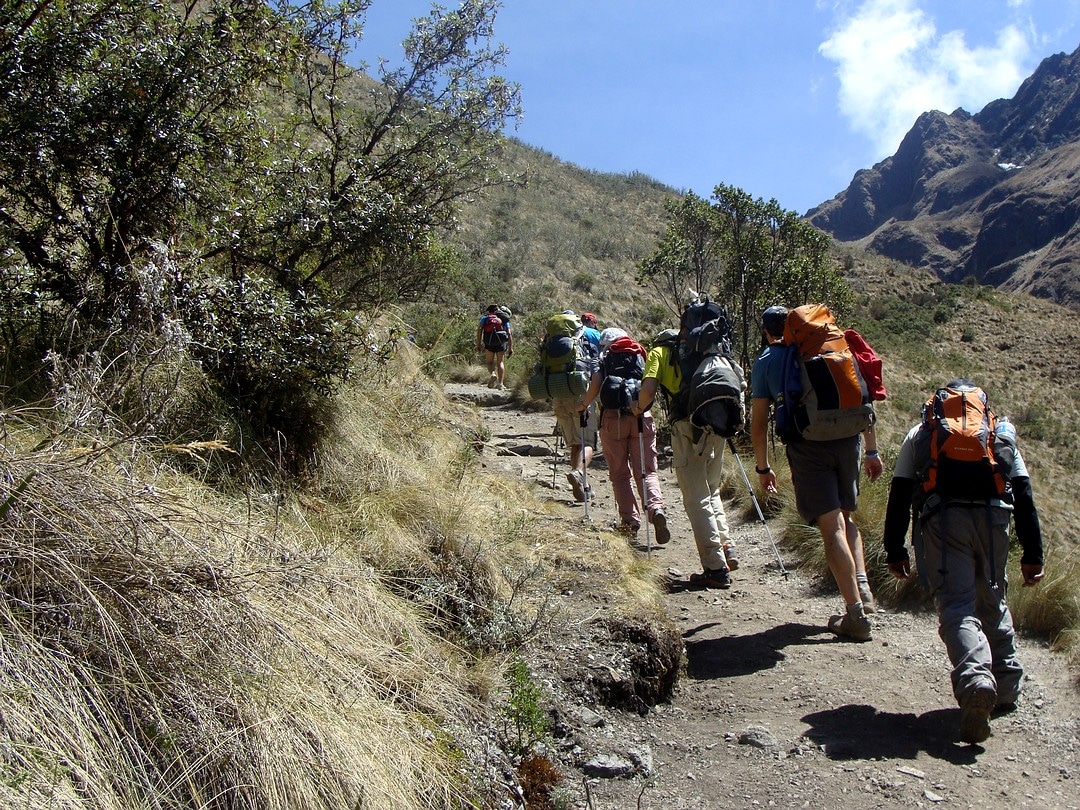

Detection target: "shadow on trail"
[801, 704, 982, 765]
[683, 622, 829, 679]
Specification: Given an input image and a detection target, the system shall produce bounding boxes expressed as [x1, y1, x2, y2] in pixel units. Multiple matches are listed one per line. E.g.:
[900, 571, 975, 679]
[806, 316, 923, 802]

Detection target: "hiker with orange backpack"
[882, 379, 1044, 744]
[750, 305, 882, 640]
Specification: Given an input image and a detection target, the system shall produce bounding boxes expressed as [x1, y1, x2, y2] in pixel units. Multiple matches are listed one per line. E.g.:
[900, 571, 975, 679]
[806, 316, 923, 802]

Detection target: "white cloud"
[820, 0, 1031, 156]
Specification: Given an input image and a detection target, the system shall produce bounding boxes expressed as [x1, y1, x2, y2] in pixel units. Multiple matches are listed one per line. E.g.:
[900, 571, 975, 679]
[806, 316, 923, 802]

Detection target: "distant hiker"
[750, 305, 882, 640]
[529, 310, 600, 502]
[634, 302, 742, 588]
[475, 304, 514, 389]
[882, 379, 1044, 744]
[577, 327, 670, 541]
[580, 312, 602, 353]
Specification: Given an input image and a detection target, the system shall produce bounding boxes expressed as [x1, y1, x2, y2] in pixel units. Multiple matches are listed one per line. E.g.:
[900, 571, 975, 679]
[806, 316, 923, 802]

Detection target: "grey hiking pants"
[913, 503, 1023, 707]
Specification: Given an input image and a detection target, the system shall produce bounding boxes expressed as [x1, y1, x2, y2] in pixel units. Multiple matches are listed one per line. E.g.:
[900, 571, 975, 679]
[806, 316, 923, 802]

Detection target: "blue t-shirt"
[751, 343, 785, 400]
[583, 326, 601, 352]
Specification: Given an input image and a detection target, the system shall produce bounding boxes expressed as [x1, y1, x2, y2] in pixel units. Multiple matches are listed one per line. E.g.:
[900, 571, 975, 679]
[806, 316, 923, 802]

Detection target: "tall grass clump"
[1, 337, 671, 808]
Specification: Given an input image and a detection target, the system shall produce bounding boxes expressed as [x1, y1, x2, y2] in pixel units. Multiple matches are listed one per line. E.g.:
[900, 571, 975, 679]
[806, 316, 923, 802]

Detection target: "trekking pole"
[637, 414, 651, 557]
[726, 437, 789, 579]
[579, 411, 590, 522]
[551, 423, 561, 490]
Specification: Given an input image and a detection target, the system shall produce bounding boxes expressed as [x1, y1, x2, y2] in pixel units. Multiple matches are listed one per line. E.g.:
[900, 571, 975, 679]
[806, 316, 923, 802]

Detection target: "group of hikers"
[475, 299, 1044, 745]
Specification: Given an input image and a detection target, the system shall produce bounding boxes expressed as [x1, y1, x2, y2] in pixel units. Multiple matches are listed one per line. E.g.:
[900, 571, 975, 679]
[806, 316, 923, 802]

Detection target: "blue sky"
[360, 0, 1080, 215]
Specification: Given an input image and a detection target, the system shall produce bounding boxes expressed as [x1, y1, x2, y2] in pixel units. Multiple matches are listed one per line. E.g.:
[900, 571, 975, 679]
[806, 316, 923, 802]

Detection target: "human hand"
[864, 454, 883, 482]
[888, 560, 910, 580]
[1021, 564, 1044, 587]
[758, 470, 778, 494]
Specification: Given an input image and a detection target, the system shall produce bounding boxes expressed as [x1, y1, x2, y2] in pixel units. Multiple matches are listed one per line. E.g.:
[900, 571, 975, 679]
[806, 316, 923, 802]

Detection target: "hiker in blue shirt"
[750, 306, 881, 641]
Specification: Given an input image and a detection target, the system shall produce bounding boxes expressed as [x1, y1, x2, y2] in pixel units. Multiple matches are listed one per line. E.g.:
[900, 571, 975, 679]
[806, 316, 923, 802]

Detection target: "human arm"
[1011, 475, 1044, 585]
[750, 397, 777, 494]
[862, 420, 883, 481]
[883, 476, 916, 579]
[576, 371, 602, 412]
[631, 377, 658, 417]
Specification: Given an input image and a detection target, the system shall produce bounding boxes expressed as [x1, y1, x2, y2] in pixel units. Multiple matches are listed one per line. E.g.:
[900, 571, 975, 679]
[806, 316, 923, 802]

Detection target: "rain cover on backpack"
[912, 384, 1011, 502]
[776, 304, 874, 443]
[677, 299, 745, 437]
[598, 336, 646, 413]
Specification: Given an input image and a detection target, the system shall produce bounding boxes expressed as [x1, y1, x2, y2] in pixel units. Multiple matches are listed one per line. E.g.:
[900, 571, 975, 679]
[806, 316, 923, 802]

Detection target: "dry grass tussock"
[0, 339, 662, 808]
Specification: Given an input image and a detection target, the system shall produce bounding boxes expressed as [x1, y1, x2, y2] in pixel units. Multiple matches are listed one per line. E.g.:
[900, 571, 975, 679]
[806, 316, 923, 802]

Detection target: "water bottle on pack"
[993, 416, 1016, 472]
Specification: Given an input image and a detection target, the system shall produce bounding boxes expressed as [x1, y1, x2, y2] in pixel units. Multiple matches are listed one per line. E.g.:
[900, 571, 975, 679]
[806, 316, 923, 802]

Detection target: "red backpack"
[481, 313, 509, 351]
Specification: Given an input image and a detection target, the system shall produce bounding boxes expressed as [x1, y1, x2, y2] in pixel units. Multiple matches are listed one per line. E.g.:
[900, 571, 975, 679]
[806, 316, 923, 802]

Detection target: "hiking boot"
[859, 585, 877, 614]
[827, 612, 872, 642]
[566, 470, 586, 502]
[688, 567, 731, 589]
[958, 684, 997, 744]
[617, 521, 640, 538]
[652, 511, 671, 545]
[488, 372, 498, 389]
[723, 542, 739, 571]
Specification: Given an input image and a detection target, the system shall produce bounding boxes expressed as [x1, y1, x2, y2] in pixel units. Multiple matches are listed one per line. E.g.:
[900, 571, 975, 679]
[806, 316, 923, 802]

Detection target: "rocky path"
[448, 384, 1080, 810]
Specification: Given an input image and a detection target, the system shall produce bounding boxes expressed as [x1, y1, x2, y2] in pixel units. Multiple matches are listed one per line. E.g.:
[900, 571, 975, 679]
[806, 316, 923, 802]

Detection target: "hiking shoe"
[652, 511, 671, 545]
[617, 521, 640, 538]
[859, 585, 877, 614]
[566, 470, 586, 502]
[723, 542, 739, 571]
[827, 612, 872, 642]
[487, 372, 498, 389]
[958, 684, 997, 744]
[688, 568, 731, 589]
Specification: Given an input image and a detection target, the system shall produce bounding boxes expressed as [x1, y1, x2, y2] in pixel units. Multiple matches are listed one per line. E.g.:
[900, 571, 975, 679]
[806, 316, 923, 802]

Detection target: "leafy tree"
[638, 184, 851, 368]
[0, 0, 521, 465]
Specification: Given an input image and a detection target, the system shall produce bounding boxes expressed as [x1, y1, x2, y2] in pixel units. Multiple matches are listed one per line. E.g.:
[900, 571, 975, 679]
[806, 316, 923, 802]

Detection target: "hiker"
[633, 324, 738, 587]
[531, 310, 599, 503]
[580, 312, 602, 354]
[750, 305, 881, 640]
[577, 327, 670, 541]
[475, 304, 513, 389]
[882, 379, 1044, 744]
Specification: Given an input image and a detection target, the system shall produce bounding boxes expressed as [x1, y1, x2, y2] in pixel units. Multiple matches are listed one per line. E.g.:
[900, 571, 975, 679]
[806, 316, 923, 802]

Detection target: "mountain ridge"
[807, 44, 1080, 307]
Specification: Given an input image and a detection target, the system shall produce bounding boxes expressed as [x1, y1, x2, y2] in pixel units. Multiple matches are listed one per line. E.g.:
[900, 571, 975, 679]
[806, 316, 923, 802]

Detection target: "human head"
[599, 327, 627, 350]
[945, 378, 978, 391]
[581, 312, 598, 328]
[486, 304, 498, 313]
[761, 306, 788, 338]
[562, 309, 575, 317]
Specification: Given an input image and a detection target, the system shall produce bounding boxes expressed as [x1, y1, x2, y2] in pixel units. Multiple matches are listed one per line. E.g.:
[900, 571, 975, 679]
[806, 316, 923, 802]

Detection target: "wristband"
[755, 466, 772, 475]
[864, 450, 880, 459]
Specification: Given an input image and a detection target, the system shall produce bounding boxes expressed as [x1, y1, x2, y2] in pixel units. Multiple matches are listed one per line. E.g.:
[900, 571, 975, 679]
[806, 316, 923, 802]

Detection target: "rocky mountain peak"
[809, 44, 1080, 308]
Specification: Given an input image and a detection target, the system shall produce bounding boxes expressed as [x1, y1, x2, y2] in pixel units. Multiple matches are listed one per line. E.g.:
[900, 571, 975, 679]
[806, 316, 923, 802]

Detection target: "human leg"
[845, 514, 876, 611]
[494, 350, 506, 387]
[977, 508, 1024, 706]
[601, 413, 640, 528]
[671, 421, 727, 572]
[921, 508, 996, 705]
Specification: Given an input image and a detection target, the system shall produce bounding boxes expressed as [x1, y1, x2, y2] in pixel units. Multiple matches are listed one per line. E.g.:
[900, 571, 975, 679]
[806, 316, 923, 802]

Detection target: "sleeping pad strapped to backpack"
[775, 304, 874, 443]
[527, 312, 597, 400]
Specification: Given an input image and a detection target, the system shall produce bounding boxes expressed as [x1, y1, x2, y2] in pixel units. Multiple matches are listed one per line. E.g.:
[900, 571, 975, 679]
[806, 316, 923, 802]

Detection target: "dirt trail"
[449, 384, 1080, 810]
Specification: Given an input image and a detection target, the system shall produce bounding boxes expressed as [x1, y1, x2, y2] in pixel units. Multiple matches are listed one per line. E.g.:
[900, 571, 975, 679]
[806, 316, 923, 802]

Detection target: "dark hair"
[761, 306, 788, 337]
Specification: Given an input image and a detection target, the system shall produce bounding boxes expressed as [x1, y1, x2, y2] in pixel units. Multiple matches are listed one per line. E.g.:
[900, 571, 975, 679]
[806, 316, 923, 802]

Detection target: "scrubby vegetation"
[2, 2, 1078, 806]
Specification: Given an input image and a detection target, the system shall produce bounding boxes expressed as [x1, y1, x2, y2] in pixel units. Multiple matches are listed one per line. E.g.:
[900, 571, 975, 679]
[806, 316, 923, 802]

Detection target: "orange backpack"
[777, 304, 874, 442]
[917, 385, 1010, 501]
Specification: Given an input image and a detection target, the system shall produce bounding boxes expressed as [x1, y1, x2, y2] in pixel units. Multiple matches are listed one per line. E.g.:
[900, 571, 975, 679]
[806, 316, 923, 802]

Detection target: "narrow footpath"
[449, 383, 1080, 810]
